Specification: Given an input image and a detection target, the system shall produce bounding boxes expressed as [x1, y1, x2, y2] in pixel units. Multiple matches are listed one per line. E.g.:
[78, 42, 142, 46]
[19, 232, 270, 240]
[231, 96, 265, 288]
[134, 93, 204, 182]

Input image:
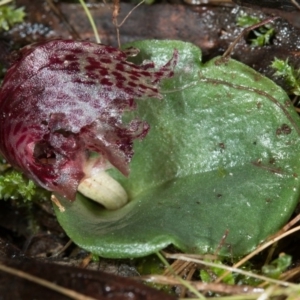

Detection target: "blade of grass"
[215, 224, 300, 283]
[164, 253, 299, 288]
[78, 0, 100, 43]
[156, 251, 206, 299]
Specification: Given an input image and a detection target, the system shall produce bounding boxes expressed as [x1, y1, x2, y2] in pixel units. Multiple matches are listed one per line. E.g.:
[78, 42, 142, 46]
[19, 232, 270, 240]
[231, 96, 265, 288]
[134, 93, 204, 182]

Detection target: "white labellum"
[78, 171, 128, 210]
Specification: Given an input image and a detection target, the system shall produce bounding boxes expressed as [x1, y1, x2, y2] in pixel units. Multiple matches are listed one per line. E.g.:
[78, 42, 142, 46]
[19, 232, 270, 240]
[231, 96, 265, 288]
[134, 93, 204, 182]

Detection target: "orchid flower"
[0, 39, 178, 209]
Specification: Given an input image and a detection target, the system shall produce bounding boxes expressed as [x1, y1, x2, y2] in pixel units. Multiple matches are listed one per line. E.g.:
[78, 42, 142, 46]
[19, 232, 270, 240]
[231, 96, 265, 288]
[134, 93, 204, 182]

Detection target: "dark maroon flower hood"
[0, 39, 177, 200]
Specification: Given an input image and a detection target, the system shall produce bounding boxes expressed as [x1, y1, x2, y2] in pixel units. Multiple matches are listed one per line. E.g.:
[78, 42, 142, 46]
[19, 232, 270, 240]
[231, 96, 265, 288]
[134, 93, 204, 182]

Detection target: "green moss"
[237, 13, 275, 47]
[272, 58, 300, 96]
[0, 169, 50, 202]
[0, 4, 25, 31]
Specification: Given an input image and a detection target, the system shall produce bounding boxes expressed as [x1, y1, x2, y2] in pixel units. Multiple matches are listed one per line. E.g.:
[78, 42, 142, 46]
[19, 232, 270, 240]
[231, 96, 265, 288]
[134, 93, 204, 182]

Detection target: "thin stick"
[51, 195, 65, 212]
[0, 263, 97, 300]
[51, 239, 73, 258]
[112, 0, 121, 48]
[291, 0, 300, 10]
[215, 225, 300, 283]
[142, 274, 263, 295]
[46, 0, 81, 39]
[279, 212, 300, 234]
[280, 265, 300, 281]
[78, 0, 101, 43]
[180, 264, 197, 298]
[214, 229, 229, 256]
[164, 260, 191, 276]
[0, 0, 12, 6]
[222, 17, 279, 59]
[113, 0, 145, 48]
[156, 251, 206, 299]
[165, 254, 298, 288]
[80, 253, 93, 268]
[118, 0, 145, 28]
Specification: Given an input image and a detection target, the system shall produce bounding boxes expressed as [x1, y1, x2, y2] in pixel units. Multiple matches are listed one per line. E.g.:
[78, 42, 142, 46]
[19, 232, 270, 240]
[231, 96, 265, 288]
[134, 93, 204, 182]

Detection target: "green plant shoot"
[0, 4, 25, 31]
[262, 254, 292, 279]
[272, 58, 300, 96]
[237, 13, 275, 47]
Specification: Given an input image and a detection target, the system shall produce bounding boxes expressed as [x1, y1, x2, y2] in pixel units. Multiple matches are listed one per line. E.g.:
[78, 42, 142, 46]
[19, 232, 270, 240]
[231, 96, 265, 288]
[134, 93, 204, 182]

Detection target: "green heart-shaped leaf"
[54, 40, 300, 258]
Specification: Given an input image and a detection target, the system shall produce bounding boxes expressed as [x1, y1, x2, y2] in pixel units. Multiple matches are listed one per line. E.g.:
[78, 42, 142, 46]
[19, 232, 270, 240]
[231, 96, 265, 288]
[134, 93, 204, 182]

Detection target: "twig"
[0, 0, 12, 6]
[280, 265, 300, 282]
[164, 260, 191, 276]
[291, 0, 300, 10]
[165, 253, 298, 288]
[46, 0, 81, 39]
[51, 239, 73, 258]
[80, 253, 93, 268]
[214, 229, 230, 256]
[0, 263, 97, 300]
[180, 264, 197, 298]
[215, 225, 300, 283]
[157, 251, 206, 299]
[112, 0, 145, 48]
[279, 212, 300, 233]
[222, 17, 279, 59]
[118, 0, 145, 28]
[141, 274, 264, 295]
